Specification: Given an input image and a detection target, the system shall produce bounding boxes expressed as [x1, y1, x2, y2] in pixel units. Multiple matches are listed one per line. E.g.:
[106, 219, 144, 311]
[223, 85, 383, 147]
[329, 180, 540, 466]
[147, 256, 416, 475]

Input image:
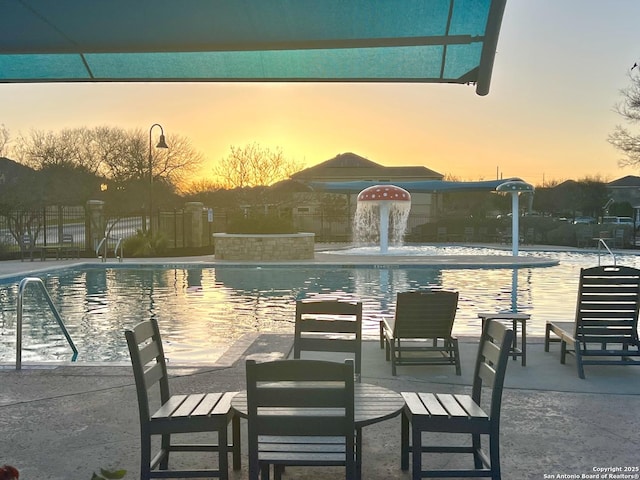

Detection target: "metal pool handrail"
[16, 277, 78, 370]
[96, 237, 124, 262]
[114, 237, 124, 262]
[596, 238, 616, 266]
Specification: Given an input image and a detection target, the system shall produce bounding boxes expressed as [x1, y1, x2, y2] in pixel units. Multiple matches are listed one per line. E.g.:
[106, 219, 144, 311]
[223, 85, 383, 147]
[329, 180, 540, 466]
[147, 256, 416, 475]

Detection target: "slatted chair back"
[246, 359, 356, 480]
[394, 290, 458, 339]
[471, 319, 516, 419]
[126, 319, 171, 422]
[574, 265, 640, 347]
[294, 299, 363, 381]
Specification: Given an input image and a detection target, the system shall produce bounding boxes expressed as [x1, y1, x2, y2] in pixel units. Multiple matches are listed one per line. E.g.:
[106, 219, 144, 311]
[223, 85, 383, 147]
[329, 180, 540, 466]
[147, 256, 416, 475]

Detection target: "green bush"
[226, 213, 296, 234]
[122, 230, 169, 257]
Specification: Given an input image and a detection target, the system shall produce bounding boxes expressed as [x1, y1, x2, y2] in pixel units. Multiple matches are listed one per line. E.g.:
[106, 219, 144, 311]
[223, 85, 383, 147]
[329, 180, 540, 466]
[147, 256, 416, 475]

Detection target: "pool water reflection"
[1, 250, 639, 364]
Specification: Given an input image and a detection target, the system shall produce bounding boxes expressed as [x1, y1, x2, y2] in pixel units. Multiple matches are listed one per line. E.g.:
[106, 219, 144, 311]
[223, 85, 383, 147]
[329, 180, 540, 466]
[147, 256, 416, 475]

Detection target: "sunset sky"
[2, 0, 640, 187]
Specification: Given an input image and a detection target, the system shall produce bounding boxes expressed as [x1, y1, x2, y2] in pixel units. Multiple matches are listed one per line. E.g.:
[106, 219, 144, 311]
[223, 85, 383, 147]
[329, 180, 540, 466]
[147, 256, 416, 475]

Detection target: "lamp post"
[148, 123, 168, 235]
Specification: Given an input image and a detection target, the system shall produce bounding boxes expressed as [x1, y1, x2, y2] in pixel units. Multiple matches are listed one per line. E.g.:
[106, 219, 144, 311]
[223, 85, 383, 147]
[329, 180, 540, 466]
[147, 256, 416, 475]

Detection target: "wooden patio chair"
[246, 358, 356, 480]
[125, 318, 240, 480]
[294, 299, 363, 381]
[544, 265, 640, 378]
[400, 319, 514, 480]
[380, 290, 461, 376]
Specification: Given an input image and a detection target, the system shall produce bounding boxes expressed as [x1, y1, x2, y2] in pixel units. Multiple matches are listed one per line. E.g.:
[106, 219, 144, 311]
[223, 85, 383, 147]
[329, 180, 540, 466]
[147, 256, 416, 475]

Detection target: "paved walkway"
[2, 337, 640, 479]
[1, 247, 640, 479]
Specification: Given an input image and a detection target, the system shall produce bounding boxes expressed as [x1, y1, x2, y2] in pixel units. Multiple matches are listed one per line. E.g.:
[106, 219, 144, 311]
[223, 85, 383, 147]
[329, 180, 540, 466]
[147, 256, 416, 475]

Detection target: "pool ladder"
[96, 237, 124, 262]
[15, 277, 78, 370]
[596, 238, 616, 266]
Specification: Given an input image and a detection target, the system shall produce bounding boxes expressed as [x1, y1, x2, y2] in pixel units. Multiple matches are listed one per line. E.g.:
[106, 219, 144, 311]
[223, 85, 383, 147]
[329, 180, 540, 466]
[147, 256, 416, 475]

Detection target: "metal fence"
[0, 206, 221, 259]
[0, 207, 443, 259]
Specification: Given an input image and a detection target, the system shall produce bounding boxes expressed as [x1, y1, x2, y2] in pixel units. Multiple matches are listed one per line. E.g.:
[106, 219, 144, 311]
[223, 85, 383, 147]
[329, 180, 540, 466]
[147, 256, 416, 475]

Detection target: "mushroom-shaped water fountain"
[354, 185, 411, 253]
[496, 180, 535, 256]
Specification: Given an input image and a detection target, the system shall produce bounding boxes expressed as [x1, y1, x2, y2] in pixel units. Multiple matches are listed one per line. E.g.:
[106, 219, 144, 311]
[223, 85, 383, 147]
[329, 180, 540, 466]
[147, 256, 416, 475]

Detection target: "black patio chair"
[125, 318, 240, 480]
[380, 290, 461, 376]
[400, 319, 514, 479]
[246, 358, 356, 480]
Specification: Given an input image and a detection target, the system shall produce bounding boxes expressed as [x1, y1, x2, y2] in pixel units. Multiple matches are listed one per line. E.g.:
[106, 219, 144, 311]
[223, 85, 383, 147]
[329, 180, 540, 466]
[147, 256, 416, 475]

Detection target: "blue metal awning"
[0, 0, 507, 95]
[308, 178, 525, 193]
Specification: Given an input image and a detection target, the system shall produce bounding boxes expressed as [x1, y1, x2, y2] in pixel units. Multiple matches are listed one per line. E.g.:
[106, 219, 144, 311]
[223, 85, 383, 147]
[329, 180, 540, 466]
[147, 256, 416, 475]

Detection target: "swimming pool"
[1, 249, 639, 364]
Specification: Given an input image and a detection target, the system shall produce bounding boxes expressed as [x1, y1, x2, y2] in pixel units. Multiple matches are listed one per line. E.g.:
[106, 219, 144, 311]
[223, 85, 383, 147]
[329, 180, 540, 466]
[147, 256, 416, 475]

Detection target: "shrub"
[226, 213, 295, 234]
[122, 230, 169, 257]
[91, 468, 126, 479]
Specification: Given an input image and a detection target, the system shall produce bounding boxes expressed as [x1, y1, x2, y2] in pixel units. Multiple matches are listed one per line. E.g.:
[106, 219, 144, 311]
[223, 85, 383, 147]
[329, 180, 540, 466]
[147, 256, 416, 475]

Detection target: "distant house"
[607, 175, 640, 203]
[607, 175, 640, 224]
[291, 152, 443, 183]
[289, 152, 445, 240]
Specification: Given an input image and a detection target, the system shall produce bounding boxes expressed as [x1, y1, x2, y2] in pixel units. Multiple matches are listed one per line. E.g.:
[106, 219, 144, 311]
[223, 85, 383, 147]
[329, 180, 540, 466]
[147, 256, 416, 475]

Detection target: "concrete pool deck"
[2, 245, 640, 479]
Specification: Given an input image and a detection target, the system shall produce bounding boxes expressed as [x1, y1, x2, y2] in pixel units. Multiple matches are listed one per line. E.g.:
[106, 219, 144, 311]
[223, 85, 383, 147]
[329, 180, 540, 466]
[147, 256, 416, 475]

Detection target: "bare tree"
[213, 143, 304, 189]
[180, 178, 225, 196]
[609, 71, 640, 167]
[0, 124, 10, 157]
[12, 126, 203, 188]
[14, 128, 89, 170]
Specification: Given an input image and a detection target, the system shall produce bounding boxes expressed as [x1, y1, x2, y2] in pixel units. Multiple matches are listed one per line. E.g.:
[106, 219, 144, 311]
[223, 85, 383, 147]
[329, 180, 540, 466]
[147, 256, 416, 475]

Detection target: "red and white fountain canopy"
[357, 185, 411, 202]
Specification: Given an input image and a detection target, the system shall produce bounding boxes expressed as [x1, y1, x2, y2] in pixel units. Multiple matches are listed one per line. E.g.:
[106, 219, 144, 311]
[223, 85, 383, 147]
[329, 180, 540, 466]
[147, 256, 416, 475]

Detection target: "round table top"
[231, 382, 404, 428]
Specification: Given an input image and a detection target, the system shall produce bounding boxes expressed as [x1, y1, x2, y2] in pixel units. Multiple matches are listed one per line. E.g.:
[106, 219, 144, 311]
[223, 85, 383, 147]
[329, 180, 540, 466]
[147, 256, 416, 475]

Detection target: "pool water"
[1, 250, 639, 364]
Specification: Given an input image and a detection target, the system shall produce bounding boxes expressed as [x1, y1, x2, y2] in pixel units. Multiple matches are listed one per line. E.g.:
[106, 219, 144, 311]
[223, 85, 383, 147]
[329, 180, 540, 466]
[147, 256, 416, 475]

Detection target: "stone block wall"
[213, 233, 315, 260]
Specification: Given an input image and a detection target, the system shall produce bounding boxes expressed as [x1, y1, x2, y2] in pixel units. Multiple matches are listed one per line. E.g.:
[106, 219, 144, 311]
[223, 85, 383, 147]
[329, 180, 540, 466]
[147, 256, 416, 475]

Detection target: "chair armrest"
[379, 317, 394, 348]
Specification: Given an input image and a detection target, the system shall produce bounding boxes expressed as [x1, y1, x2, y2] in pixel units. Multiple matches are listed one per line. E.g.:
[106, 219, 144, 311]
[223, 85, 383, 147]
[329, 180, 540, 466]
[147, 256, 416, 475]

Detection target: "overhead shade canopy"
[0, 0, 507, 95]
[308, 178, 525, 193]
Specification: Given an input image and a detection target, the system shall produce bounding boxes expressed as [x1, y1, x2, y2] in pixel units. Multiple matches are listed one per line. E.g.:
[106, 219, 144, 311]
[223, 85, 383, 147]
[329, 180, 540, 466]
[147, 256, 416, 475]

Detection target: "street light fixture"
[148, 123, 168, 235]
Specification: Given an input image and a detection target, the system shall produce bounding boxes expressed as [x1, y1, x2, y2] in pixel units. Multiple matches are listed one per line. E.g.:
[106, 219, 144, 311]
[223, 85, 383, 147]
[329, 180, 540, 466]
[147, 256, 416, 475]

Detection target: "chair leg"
[232, 415, 242, 470]
[544, 324, 551, 352]
[274, 465, 284, 480]
[575, 346, 585, 379]
[390, 341, 397, 376]
[401, 410, 409, 471]
[472, 433, 483, 469]
[141, 432, 152, 480]
[411, 425, 422, 480]
[219, 423, 229, 480]
[159, 433, 170, 470]
[489, 431, 502, 480]
[452, 339, 461, 376]
[356, 426, 363, 480]
[262, 463, 272, 480]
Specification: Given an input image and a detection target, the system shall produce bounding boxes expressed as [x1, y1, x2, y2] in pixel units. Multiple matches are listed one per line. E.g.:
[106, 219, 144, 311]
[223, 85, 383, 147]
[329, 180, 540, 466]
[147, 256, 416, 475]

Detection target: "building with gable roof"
[290, 152, 446, 241]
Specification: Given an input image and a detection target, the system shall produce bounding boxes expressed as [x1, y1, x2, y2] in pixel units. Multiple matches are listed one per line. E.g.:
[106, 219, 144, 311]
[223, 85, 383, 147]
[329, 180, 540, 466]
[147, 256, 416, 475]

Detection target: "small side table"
[478, 312, 531, 366]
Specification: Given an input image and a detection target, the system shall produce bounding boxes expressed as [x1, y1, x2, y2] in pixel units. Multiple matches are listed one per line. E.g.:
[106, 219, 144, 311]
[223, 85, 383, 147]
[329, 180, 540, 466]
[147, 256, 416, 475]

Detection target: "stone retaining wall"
[213, 233, 315, 260]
